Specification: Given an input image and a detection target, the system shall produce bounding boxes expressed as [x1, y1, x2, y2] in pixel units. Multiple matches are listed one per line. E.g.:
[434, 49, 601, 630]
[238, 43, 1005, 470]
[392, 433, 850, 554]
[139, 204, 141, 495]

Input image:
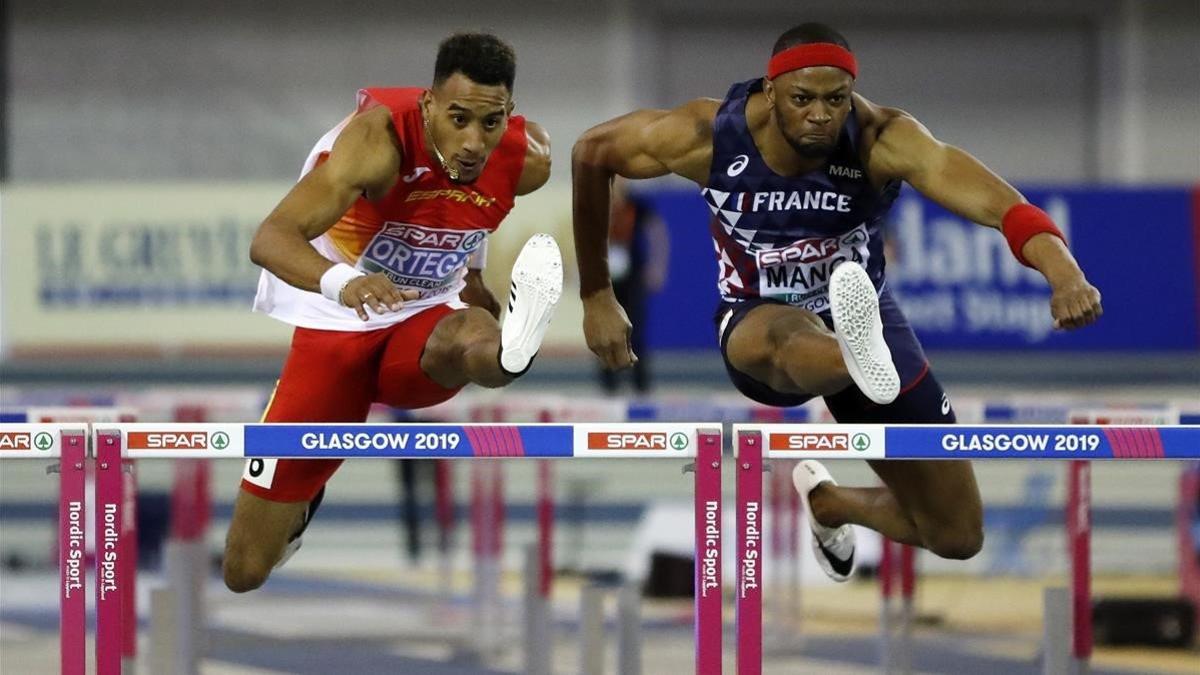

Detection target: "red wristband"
[1001, 203, 1065, 268]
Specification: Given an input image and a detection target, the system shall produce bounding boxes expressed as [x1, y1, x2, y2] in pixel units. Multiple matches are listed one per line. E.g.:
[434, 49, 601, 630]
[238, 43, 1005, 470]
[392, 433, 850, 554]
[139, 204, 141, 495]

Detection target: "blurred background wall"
[2, 0, 1198, 374]
[8, 0, 1199, 183]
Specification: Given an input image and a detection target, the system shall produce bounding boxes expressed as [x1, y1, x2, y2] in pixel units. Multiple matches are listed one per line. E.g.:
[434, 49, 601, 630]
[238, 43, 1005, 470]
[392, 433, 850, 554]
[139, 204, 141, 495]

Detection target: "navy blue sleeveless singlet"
[704, 78, 898, 309]
[706, 78, 942, 414]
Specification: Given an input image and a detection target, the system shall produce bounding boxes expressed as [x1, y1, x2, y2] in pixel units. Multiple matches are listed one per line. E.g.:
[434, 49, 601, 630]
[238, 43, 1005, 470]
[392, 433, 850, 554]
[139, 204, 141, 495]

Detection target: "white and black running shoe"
[792, 460, 856, 582]
[499, 234, 563, 376]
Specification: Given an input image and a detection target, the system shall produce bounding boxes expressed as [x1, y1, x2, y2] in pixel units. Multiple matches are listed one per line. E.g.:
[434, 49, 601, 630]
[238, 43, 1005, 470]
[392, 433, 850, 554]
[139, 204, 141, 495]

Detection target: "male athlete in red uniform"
[224, 33, 561, 592]
[573, 23, 1102, 579]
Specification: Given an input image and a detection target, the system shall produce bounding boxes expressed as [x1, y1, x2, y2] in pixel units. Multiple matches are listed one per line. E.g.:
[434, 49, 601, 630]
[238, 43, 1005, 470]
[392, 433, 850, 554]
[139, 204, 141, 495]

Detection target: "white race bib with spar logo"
[359, 222, 487, 298]
[755, 224, 871, 312]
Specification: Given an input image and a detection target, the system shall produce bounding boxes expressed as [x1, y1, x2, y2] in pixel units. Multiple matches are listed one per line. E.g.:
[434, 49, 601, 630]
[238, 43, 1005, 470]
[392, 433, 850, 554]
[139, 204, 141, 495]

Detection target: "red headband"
[767, 43, 857, 80]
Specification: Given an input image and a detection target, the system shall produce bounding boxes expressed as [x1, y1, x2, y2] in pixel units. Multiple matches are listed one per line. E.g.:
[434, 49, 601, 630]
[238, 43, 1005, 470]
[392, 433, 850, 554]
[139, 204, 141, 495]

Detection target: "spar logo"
[0, 432, 32, 450]
[588, 432, 687, 451]
[770, 433, 850, 451]
[128, 431, 230, 451]
[770, 432, 871, 451]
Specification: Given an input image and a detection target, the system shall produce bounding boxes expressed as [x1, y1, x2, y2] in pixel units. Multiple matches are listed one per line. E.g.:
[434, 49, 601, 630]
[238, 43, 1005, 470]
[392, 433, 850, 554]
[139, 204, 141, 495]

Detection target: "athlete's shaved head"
[434, 32, 517, 94]
[772, 22, 851, 55]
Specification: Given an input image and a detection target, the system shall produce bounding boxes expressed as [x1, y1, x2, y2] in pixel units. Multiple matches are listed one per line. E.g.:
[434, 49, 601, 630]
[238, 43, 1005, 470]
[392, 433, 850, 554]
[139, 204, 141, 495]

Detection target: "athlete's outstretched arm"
[868, 115, 1102, 330]
[571, 101, 715, 369]
[249, 107, 416, 320]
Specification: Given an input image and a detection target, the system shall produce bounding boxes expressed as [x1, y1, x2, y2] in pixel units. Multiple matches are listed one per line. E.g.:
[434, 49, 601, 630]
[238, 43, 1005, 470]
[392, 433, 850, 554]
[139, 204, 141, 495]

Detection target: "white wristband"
[319, 263, 365, 305]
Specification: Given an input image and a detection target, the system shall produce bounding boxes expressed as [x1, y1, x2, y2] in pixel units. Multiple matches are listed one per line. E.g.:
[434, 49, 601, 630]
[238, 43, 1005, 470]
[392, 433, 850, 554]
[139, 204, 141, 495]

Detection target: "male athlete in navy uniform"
[572, 23, 1102, 579]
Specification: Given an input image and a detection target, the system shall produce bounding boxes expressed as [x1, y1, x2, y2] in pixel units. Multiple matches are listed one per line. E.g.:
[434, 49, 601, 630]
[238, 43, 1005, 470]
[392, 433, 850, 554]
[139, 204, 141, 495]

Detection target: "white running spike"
[500, 234, 563, 375]
[829, 262, 900, 404]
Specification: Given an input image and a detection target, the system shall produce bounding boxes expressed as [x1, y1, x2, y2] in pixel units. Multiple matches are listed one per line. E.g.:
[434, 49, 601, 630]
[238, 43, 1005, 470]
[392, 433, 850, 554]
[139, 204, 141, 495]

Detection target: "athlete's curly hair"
[772, 22, 851, 55]
[434, 32, 516, 93]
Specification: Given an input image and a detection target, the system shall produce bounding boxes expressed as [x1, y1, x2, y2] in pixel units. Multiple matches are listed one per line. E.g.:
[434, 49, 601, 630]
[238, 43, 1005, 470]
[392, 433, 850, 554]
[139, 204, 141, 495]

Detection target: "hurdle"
[764, 456, 803, 654]
[733, 422, 1200, 675]
[1, 420, 723, 675]
[0, 423, 89, 675]
[879, 537, 916, 674]
[0, 407, 139, 674]
[5, 414, 1196, 673]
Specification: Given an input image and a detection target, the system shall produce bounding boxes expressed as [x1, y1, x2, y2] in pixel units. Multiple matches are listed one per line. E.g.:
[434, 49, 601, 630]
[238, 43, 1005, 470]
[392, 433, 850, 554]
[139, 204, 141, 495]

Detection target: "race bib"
[242, 457, 277, 489]
[359, 223, 487, 297]
[755, 224, 871, 312]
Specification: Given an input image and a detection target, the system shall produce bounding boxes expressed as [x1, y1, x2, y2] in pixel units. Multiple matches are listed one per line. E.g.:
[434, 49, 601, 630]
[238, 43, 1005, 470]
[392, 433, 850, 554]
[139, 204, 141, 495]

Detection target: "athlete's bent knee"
[922, 524, 984, 561]
[222, 547, 275, 593]
[420, 333, 457, 371]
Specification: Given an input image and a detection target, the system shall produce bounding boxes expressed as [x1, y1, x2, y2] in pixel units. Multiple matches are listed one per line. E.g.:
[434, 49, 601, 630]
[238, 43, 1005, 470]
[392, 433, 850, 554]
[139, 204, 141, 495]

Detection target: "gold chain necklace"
[422, 108, 461, 182]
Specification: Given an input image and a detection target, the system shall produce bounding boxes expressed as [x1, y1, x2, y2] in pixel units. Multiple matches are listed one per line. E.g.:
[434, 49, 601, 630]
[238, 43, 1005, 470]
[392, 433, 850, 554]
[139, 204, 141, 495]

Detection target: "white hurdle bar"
[733, 423, 1200, 675]
[0, 421, 723, 675]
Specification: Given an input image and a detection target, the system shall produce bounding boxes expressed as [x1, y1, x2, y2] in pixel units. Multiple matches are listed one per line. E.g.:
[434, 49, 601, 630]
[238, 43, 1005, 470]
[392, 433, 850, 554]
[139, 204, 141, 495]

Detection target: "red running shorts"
[241, 304, 461, 502]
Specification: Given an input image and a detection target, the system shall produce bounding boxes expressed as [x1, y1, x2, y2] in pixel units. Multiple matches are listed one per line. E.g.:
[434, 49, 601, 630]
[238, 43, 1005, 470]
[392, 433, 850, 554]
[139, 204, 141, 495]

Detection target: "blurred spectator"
[599, 180, 669, 394]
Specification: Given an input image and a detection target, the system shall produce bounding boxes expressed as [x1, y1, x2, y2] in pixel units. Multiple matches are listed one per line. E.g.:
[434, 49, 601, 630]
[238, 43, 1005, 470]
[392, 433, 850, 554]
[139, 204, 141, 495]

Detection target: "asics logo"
[941, 394, 952, 416]
[727, 155, 749, 177]
[403, 166, 431, 183]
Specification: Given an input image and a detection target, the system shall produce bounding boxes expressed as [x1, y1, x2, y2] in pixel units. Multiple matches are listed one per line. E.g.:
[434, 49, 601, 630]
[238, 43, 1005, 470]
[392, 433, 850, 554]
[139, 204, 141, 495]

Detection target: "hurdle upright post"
[899, 544, 916, 675]
[880, 537, 895, 674]
[767, 461, 785, 647]
[530, 448, 556, 673]
[616, 580, 643, 675]
[1178, 464, 1200, 644]
[693, 429, 723, 675]
[433, 459, 455, 601]
[579, 582, 606, 675]
[1043, 586, 1072, 675]
[537, 443, 554, 600]
[787, 464, 802, 637]
[536, 408, 556, 613]
[58, 430, 88, 675]
[523, 542, 552, 675]
[1067, 461, 1092, 674]
[121, 455, 138, 672]
[736, 430, 764, 675]
[95, 430, 124, 675]
[521, 410, 558, 675]
[469, 461, 496, 658]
